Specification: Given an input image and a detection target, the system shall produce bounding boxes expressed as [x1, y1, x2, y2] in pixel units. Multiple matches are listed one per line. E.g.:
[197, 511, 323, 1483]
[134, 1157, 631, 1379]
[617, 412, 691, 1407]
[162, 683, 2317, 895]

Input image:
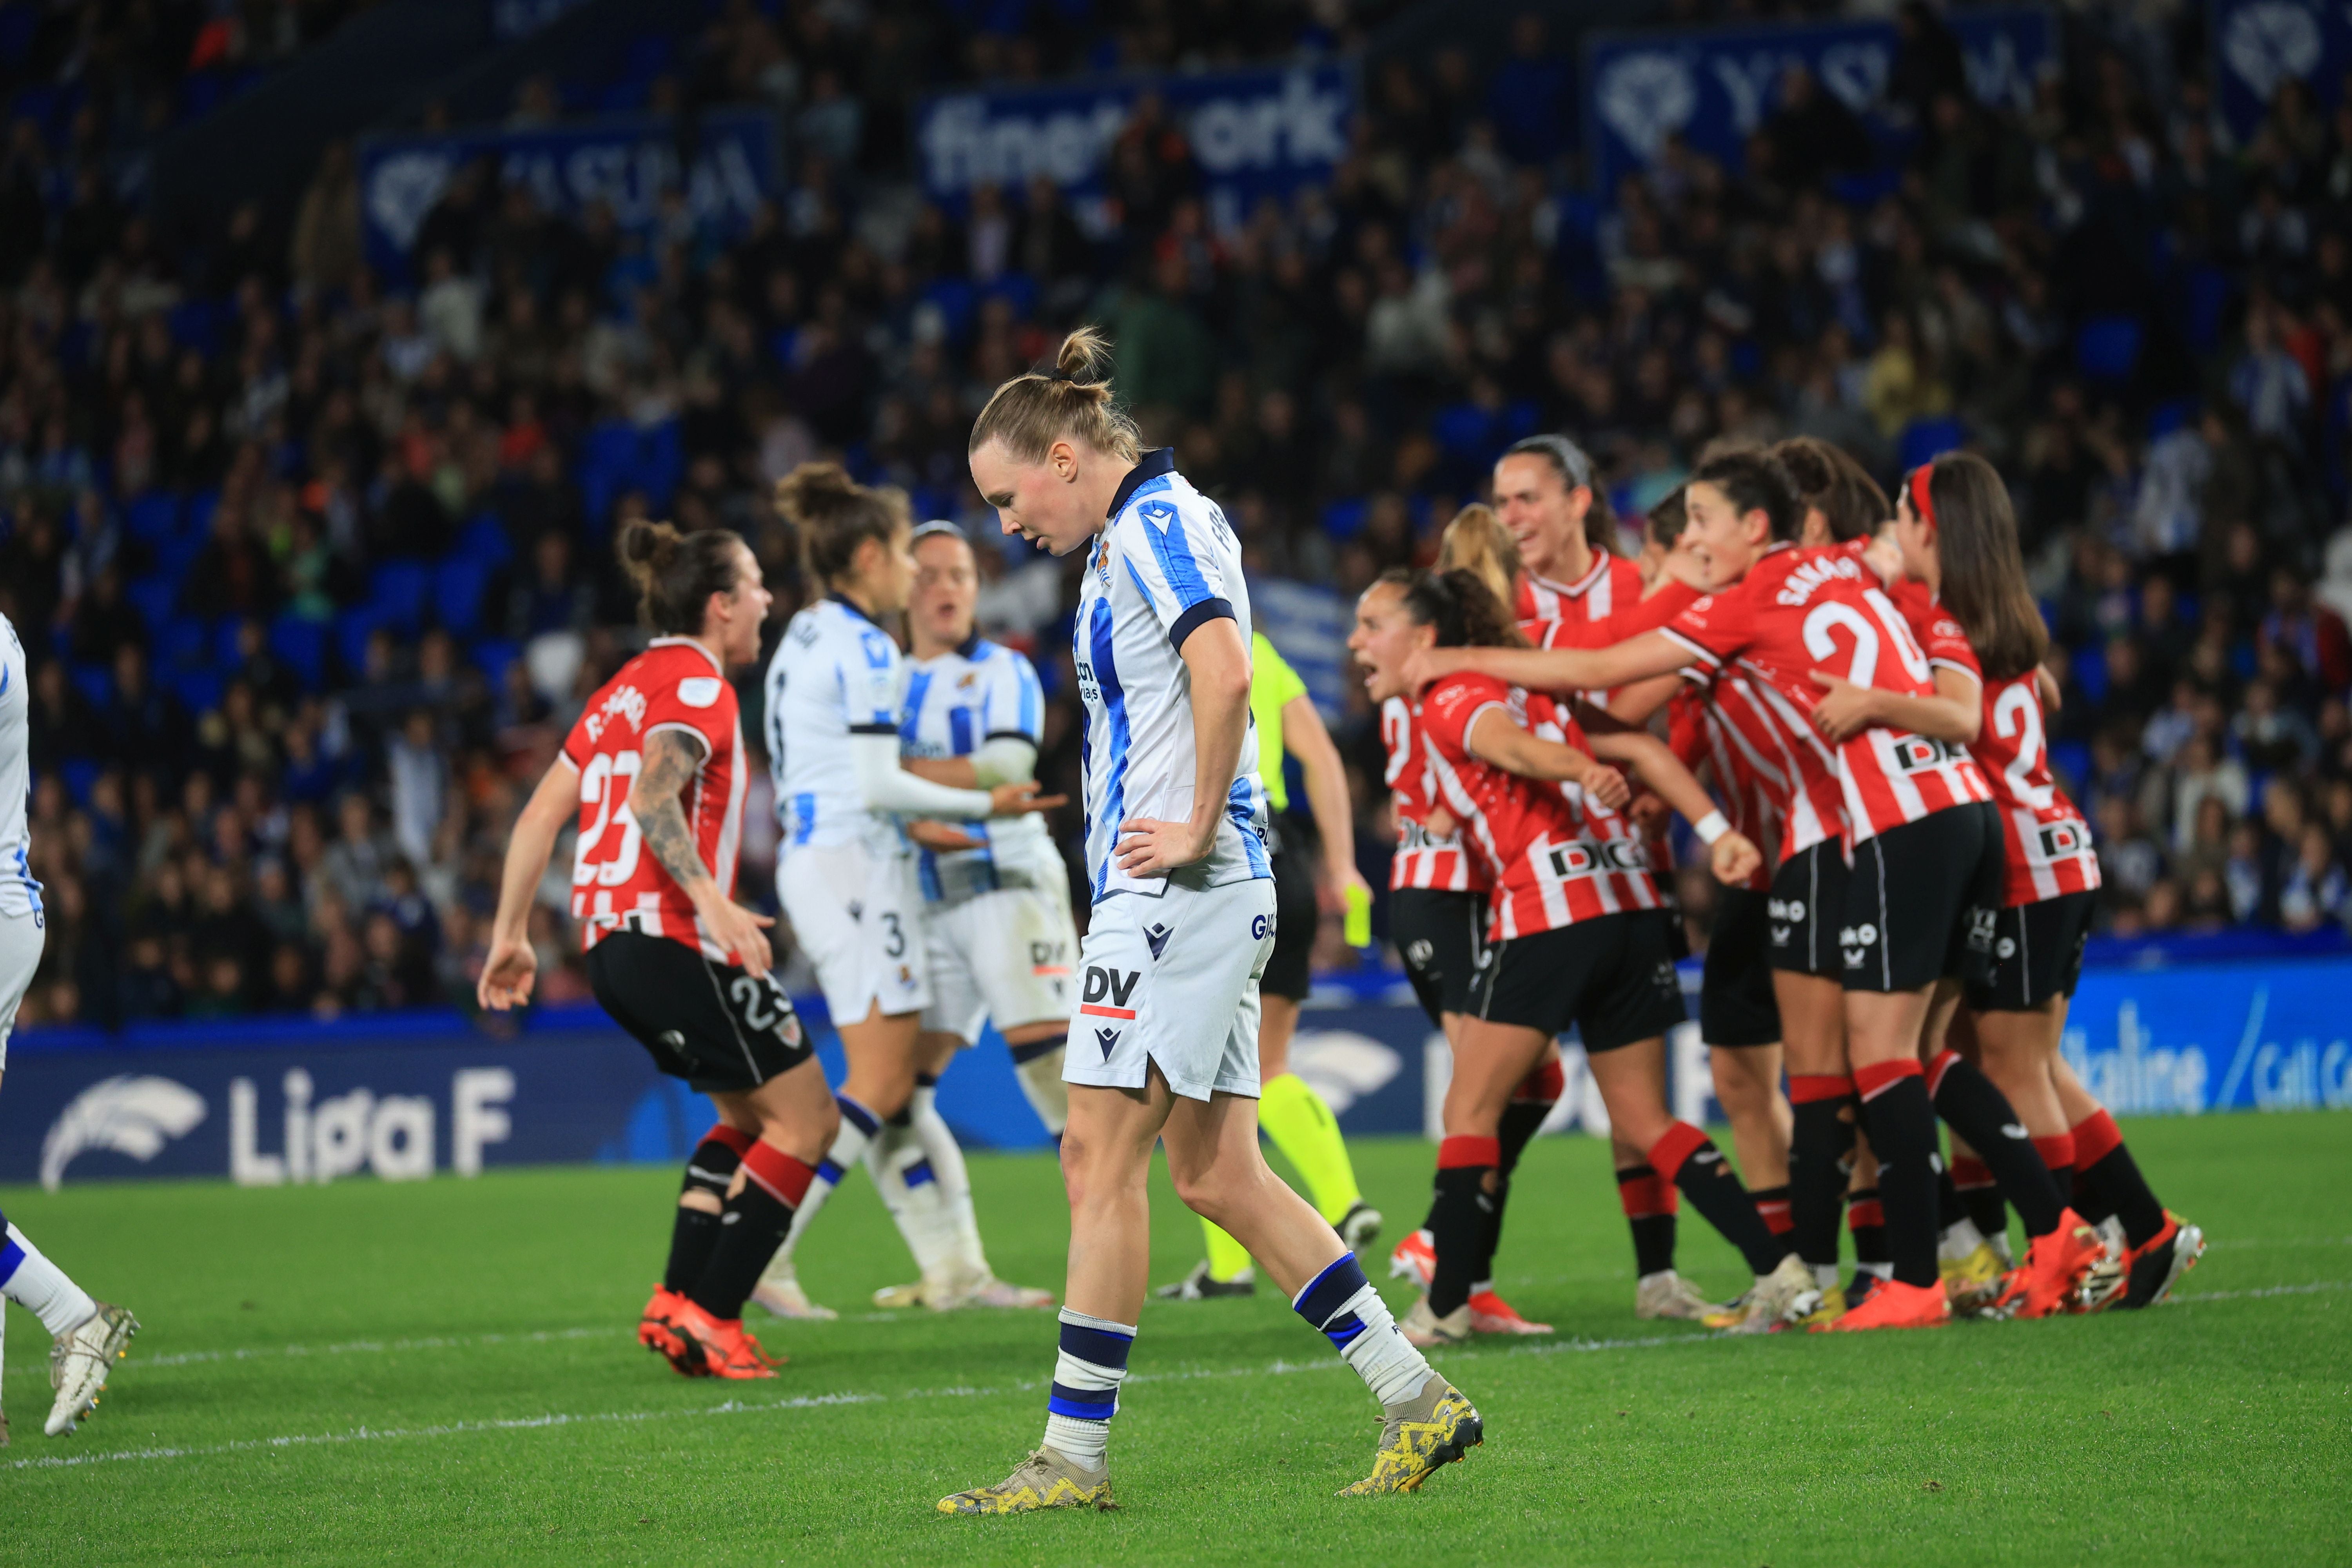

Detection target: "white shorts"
[0, 909, 43, 1070]
[1064, 876, 1276, 1103]
[779, 840, 930, 1025]
[920, 884, 1078, 1042]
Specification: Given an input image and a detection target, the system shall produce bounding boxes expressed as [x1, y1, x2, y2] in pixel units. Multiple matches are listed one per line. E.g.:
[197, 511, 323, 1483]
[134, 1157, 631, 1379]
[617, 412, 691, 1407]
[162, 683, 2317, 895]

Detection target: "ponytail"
[968, 326, 1144, 465]
[616, 518, 744, 635]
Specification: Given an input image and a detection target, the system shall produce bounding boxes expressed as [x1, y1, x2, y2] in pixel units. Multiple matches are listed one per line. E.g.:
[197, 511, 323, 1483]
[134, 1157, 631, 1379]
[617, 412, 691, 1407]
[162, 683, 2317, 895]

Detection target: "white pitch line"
[7, 1282, 2336, 1471]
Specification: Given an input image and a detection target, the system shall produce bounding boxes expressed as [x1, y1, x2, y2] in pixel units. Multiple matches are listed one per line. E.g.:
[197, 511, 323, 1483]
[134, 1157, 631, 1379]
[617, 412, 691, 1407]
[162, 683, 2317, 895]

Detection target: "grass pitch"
[4, 1114, 2347, 1566]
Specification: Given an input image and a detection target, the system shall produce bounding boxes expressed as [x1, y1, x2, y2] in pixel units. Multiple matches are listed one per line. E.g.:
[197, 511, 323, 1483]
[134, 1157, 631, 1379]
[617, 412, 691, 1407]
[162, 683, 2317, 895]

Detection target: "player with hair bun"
[751, 466, 1058, 1320]
[481, 519, 829, 1380]
[939, 328, 1481, 1514]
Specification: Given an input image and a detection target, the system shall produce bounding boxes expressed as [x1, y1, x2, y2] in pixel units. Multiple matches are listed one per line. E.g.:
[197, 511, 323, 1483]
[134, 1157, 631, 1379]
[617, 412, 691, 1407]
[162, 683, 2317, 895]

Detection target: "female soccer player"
[752, 468, 1056, 1319]
[1406, 450, 2099, 1329]
[1491, 434, 1642, 628]
[0, 611, 139, 1440]
[481, 521, 830, 1380]
[1886, 454, 2203, 1308]
[865, 517, 1067, 1311]
[1369, 567, 1811, 1342]
[940, 330, 1480, 1514]
[1160, 625, 1380, 1302]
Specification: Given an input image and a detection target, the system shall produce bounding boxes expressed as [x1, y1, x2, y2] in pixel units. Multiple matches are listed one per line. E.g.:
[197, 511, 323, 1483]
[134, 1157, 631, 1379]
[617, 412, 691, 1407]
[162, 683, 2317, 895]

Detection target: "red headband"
[1907, 465, 1937, 531]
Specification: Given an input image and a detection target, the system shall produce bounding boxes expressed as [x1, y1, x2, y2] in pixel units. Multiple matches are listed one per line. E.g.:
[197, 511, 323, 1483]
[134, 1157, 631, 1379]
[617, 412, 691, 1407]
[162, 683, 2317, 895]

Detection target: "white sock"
[1010, 1037, 1069, 1136]
[1859, 1261, 1893, 1280]
[1938, 1215, 1987, 1262]
[864, 1113, 962, 1285]
[2, 1224, 98, 1339]
[1813, 1262, 1841, 1292]
[1293, 1255, 1433, 1410]
[760, 1096, 877, 1281]
[1040, 1307, 1130, 1471]
[909, 1080, 990, 1280]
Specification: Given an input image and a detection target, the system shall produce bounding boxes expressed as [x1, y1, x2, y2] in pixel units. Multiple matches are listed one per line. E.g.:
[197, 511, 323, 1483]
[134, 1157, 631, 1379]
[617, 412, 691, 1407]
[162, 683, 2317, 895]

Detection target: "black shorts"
[1262, 827, 1319, 1004]
[1767, 840, 1850, 978]
[586, 931, 814, 1094]
[1840, 803, 2002, 994]
[1700, 884, 1780, 1047]
[1967, 889, 2096, 1012]
[1390, 887, 1489, 1025]
[1469, 909, 1686, 1053]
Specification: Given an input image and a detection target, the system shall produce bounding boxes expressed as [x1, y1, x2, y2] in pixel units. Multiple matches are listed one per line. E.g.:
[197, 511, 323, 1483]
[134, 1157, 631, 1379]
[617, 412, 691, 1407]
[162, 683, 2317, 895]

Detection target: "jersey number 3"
[573, 750, 645, 886]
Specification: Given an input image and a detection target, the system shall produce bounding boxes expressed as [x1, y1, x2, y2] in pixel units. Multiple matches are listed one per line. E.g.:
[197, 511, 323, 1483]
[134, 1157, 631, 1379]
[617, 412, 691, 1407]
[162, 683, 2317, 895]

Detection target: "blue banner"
[914, 65, 1352, 235]
[7, 954, 2345, 1189]
[2209, 0, 2352, 142]
[356, 108, 780, 283]
[1581, 7, 2056, 196]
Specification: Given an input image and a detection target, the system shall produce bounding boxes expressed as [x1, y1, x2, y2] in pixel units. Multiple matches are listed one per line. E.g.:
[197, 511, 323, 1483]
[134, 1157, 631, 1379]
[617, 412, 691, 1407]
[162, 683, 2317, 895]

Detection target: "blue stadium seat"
[183, 486, 221, 540]
[577, 419, 638, 524]
[59, 758, 100, 804]
[1899, 417, 1966, 472]
[456, 514, 512, 568]
[2147, 398, 2197, 441]
[1321, 497, 1370, 539]
[165, 666, 222, 715]
[1434, 402, 1499, 462]
[983, 271, 1040, 321]
[334, 607, 383, 677]
[369, 561, 431, 634]
[68, 663, 111, 709]
[2073, 642, 2109, 706]
[472, 637, 520, 697]
[2049, 739, 2092, 795]
[921, 278, 977, 344]
[2074, 316, 2143, 384]
[434, 557, 489, 637]
[157, 615, 209, 670]
[2184, 265, 2232, 355]
[126, 490, 179, 544]
[169, 300, 223, 362]
[267, 613, 328, 692]
[127, 573, 178, 633]
[636, 419, 682, 510]
[214, 617, 252, 670]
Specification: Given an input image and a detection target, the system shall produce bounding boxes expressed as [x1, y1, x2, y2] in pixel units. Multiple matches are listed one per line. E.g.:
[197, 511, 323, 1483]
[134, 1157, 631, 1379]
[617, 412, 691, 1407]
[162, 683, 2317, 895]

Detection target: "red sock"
[740, 1140, 815, 1207]
[1853, 1058, 1924, 1102]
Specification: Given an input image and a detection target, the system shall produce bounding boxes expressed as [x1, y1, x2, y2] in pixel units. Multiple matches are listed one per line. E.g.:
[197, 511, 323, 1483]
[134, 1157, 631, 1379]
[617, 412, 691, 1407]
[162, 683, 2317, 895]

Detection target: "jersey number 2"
[1802, 592, 1931, 691]
[573, 750, 645, 886]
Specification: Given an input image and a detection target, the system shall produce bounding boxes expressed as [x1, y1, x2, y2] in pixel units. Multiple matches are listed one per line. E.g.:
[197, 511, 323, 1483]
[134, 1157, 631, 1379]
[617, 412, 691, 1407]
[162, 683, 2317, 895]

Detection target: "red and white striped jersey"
[1514, 550, 1644, 622]
[1514, 553, 1650, 708]
[1661, 544, 1988, 852]
[1417, 672, 1662, 940]
[1380, 696, 1486, 893]
[561, 638, 748, 962]
[1974, 671, 2102, 905]
[1669, 679, 1781, 890]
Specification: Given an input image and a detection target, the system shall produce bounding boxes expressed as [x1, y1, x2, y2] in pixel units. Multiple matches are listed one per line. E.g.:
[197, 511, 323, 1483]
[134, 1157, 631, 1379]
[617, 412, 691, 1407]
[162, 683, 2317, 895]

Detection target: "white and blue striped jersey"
[1073, 449, 1271, 902]
[0, 615, 42, 922]
[764, 595, 909, 853]
[902, 635, 1064, 903]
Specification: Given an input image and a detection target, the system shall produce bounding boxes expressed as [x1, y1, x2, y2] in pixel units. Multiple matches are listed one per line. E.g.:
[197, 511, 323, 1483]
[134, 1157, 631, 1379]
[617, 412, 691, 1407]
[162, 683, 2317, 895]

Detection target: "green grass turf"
[3, 1114, 2348, 1567]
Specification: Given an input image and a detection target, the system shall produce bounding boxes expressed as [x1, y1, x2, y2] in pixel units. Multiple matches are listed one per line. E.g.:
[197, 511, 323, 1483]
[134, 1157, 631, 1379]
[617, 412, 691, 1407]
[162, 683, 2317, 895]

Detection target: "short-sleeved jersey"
[1975, 671, 2102, 906]
[1073, 449, 1270, 902]
[563, 637, 748, 961]
[1381, 696, 1485, 893]
[901, 634, 1062, 904]
[1417, 672, 1660, 941]
[0, 615, 43, 921]
[1250, 632, 1309, 815]
[1661, 544, 1988, 852]
[764, 595, 909, 854]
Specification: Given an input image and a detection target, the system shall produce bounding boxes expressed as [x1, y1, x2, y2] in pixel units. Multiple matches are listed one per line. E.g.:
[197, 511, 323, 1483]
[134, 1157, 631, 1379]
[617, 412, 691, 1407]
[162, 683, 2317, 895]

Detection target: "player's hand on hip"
[1115, 816, 1213, 877]
[1710, 830, 1762, 887]
[989, 780, 1068, 816]
[701, 899, 776, 978]
[476, 934, 537, 1011]
[907, 818, 985, 851]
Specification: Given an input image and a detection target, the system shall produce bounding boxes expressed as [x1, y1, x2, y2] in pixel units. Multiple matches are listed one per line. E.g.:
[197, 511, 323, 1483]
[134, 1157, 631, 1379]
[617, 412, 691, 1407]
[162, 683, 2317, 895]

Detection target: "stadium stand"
[2, 0, 2349, 1033]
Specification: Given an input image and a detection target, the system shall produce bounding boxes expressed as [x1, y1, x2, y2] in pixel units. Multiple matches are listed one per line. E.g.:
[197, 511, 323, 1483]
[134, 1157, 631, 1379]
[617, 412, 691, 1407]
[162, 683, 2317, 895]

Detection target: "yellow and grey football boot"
[1336, 1373, 1483, 1497]
[937, 1446, 1114, 1515]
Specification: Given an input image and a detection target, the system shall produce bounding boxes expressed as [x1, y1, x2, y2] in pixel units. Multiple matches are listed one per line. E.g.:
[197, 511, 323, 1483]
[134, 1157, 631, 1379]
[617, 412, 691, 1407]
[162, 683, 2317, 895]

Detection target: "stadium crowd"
[2, 0, 2350, 1032]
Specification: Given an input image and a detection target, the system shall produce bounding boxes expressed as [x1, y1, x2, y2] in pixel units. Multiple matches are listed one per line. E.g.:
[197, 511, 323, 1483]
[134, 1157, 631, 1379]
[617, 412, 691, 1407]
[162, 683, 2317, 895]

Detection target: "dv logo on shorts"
[1080, 965, 1141, 1020]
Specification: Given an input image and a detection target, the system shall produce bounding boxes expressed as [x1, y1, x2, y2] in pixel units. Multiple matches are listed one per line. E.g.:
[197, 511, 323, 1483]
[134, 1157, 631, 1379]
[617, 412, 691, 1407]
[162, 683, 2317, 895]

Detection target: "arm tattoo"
[635, 730, 712, 893]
